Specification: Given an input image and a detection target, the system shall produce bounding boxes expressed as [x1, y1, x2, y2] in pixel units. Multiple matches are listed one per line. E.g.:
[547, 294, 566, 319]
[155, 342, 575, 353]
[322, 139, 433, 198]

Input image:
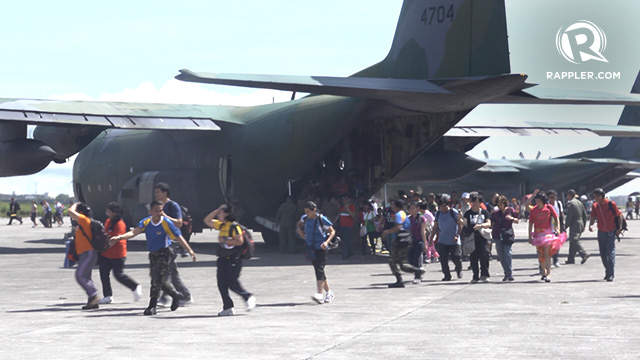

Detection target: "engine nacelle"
[0, 139, 56, 176]
[33, 125, 104, 162]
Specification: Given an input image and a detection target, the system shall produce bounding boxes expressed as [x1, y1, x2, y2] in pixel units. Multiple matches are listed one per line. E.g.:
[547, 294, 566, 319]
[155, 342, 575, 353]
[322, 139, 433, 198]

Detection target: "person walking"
[491, 195, 518, 281]
[419, 202, 438, 263]
[528, 192, 565, 282]
[30, 200, 38, 227]
[430, 198, 463, 281]
[337, 195, 357, 259]
[68, 202, 100, 310]
[40, 201, 52, 228]
[547, 190, 565, 268]
[276, 196, 299, 253]
[407, 202, 427, 283]
[204, 204, 256, 316]
[296, 201, 336, 304]
[564, 189, 590, 265]
[589, 188, 623, 281]
[625, 198, 635, 220]
[98, 202, 142, 305]
[463, 193, 492, 283]
[360, 202, 377, 255]
[154, 182, 193, 306]
[7, 198, 23, 225]
[111, 200, 196, 315]
[382, 199, 425, 288]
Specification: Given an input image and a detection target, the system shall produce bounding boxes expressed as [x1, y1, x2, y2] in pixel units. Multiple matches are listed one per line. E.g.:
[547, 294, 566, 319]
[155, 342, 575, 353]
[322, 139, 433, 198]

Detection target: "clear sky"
[0, 0, 638, 196]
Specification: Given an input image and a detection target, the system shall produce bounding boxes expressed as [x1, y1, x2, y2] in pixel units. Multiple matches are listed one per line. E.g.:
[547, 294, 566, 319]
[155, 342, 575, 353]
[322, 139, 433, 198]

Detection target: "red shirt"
[591, 200, 622, 232]
[101, 218, 128, 259]
[339, 203, 356, 228]
[529, 204, 557, 233]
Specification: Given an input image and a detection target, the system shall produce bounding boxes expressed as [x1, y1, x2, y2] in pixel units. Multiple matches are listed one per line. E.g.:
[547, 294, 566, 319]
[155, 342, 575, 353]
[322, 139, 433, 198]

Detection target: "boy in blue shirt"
[296, 201, 337, 304]
[111, 200, 196, 315]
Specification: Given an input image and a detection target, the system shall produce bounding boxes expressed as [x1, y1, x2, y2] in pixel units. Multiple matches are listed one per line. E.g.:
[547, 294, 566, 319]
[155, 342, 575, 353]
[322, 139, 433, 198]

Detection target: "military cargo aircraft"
[1, 0, 640, 245]
[388, 71, 640, 199]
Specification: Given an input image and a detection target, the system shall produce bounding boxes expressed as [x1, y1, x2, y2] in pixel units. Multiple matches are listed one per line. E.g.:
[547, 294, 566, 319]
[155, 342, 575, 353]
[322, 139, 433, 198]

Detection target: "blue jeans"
[494, 239, 513, 278]
[597, 230, 616, 278]
[76, 250, 98, 298]
[338, 226, 355, 259]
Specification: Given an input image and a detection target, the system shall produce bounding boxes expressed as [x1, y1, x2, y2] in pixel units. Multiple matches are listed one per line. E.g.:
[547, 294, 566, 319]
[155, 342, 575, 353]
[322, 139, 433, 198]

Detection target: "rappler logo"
[556, 20, 608, 64]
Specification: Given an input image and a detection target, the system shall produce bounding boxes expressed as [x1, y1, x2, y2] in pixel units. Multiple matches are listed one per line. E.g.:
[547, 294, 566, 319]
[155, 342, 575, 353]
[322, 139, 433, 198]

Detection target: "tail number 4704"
[421, 5, 454, 25]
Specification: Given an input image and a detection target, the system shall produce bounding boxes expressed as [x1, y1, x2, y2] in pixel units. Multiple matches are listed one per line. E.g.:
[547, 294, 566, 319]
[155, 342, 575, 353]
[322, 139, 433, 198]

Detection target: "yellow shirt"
[212, 219, 242, 239]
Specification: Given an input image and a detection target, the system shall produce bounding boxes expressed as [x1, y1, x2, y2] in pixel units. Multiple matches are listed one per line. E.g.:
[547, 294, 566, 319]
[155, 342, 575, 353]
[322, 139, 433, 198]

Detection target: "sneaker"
[324, 292, 335, 303]
[606, 276, 614, 282]
[388, 281, 405, 288]
[545, 277, 551, 283]
[507, 277, 515, 282]
[133, 285, 142, 302]
[412, 278, 421, 284]
[441, 276, 452, 281]
[143, 306, 157, 316]
[553, 262, 561, 268]
[480, 276, 489, 283]
[564, 260, 575, 265]
[82, 294, 100, 310]
[581, 254, 590, 265]
[246, 295, 256, 311]
[311, 293, 324, 304]
[98, 296, 113, 304]
[470, 278, 479, 284]
[218, 308, 235, 316]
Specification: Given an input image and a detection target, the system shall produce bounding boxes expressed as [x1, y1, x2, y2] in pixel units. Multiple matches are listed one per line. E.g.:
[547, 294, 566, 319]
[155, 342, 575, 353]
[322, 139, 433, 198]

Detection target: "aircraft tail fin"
[565, 70, 640, 160]
[354, 0, 510, 80]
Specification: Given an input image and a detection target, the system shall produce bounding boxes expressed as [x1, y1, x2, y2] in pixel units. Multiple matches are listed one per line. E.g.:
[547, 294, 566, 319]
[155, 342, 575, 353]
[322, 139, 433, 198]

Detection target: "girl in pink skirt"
[528, 192, 566, 282]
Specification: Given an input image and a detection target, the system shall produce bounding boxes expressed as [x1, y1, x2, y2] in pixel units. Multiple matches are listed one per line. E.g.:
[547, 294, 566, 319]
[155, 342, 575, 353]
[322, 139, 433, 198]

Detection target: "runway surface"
[1, 218, 639, 359]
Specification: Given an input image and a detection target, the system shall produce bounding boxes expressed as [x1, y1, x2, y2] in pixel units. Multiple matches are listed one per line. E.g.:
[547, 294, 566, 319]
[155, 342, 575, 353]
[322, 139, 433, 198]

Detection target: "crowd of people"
[278, 185, 625, 291]
[48, 175, 626, 315]
[5, 198, 68, 228]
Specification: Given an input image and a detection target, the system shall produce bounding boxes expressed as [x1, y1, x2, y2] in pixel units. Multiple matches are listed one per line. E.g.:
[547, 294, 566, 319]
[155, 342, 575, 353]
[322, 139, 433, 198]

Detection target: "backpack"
[231, 222, 255, 260]
[78, 219, 110, 252]
[608, 201, 628, 236]
[435, 208, 457, 223]
[180, 205, 193, 241]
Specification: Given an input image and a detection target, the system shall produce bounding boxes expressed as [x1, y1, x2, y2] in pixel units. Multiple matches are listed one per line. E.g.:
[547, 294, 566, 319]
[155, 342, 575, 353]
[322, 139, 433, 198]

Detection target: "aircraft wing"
[445, 121, 640, 138]
[0, 98, 229, 130]
[489, 87, 640, 106]
[176, 70, 640, 108]
[175, 69, 451, 98]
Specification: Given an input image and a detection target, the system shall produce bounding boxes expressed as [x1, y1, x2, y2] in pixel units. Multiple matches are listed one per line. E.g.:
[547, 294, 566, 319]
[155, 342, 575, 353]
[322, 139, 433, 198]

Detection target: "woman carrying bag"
[491, 195, 519, 282]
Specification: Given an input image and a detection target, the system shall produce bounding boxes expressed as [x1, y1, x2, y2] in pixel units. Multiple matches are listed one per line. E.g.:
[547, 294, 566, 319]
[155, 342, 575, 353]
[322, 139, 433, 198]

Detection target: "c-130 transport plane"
[1, 0, 640, 244]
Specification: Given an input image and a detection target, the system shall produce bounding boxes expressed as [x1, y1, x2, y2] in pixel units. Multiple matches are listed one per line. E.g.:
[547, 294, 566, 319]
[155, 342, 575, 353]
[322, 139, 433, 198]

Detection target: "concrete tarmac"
[1, 219, 639, 359]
